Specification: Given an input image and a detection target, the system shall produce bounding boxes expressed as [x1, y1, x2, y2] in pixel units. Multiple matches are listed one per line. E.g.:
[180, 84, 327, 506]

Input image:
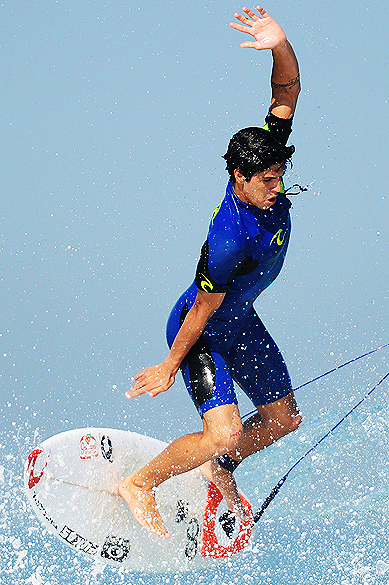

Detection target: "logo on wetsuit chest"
[270, 229, 285, 246]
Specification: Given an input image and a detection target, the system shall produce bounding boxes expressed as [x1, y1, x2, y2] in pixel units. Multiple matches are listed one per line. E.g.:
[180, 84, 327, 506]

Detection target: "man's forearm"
[270, 40, 300, 119]
[164, 310, 208, 374]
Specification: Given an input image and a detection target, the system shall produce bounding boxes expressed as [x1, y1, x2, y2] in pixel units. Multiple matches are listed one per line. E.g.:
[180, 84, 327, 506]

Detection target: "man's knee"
[286, 411, 302, 432]
[259, 392, 302, 438]
[272, 411, 302, 437]
[203, 404, 243, 454]
[207, 421, 243, 454]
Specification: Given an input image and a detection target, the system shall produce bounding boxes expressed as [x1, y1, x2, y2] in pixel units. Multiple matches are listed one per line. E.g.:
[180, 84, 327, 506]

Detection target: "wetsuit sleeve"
[195, 240, 231, 293]
[263, 112, 293, 146]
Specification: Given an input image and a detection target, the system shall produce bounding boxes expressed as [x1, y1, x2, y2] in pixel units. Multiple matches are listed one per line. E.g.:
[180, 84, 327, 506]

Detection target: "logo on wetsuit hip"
[270, 229, 285, 246]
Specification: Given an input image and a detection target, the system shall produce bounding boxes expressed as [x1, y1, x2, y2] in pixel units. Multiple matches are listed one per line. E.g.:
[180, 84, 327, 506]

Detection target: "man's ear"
[233, 169, 246, 184]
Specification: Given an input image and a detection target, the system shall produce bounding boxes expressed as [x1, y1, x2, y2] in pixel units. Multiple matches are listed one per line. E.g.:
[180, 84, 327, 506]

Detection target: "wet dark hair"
[223, 127, 295, 184]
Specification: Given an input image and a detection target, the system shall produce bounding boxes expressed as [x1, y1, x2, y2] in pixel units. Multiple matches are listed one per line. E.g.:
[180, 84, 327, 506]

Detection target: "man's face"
[235, 163, 286, 210]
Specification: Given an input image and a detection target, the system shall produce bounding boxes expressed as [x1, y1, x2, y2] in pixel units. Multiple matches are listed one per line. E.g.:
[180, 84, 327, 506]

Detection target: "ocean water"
[0, 401, 388, 585]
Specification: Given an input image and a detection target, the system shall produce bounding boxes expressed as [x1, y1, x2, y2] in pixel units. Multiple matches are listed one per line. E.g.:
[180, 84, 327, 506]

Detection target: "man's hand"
[126, 363, 176, 399]
[125, 290, 225, 401]
[230, 6, 286, 50]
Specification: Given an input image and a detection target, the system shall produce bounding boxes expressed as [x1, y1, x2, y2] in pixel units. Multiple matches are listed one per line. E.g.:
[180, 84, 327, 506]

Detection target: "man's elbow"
[271, 89, 300, 118]
[193, 291, 225, 319]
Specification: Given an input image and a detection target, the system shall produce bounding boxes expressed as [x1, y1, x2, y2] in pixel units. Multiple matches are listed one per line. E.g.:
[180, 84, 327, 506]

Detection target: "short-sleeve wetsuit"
[166, 113, 294, 417]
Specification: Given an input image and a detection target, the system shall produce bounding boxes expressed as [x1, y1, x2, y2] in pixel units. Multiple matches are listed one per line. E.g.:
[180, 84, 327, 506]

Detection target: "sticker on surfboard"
[201, 481, 253, 558]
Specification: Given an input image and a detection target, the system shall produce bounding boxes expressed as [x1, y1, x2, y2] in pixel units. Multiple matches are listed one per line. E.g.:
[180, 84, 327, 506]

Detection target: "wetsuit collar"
[226, 180, 291, 218]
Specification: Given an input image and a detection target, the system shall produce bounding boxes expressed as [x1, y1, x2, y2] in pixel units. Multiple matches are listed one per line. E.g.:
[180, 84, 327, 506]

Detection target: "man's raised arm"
[230, 6, 300, 119]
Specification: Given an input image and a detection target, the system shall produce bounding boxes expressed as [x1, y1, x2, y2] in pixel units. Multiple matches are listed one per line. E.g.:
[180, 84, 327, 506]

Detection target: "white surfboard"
[24, 428, 254, 573]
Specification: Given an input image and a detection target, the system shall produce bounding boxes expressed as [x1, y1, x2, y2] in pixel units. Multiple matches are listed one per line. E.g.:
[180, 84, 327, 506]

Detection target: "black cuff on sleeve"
[264, 112, 293, 146]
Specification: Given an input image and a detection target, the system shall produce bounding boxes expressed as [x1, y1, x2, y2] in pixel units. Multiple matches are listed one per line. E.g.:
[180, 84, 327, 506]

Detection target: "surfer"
[120, 6, 301, 538]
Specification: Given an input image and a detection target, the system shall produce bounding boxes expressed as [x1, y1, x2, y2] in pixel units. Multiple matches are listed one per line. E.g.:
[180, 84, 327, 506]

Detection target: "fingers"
[232, 5, 267, 25]
[230, 12, 254, 30]
[125, 385, 146, 399]
[229, 21, 251, 34]
[242, 7, 260, 21]
[125, 370, 151, 399]
[239, 41, 258, 49]
[125, 365, 174, 399]
[230, 5, 284, 51]
[230, 5, 269, 34]
[126, 378, 158, 399]
[255, 6, 269, 18]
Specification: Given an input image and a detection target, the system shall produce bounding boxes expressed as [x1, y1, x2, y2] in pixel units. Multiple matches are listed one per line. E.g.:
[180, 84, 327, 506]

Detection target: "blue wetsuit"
[166, 113, 294, 417]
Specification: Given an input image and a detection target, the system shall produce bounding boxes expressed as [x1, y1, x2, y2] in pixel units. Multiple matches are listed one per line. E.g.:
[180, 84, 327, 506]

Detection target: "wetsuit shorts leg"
[166, 300, 238, 417]
[224, 312, 292, 407]
[167, 299, 292, 418]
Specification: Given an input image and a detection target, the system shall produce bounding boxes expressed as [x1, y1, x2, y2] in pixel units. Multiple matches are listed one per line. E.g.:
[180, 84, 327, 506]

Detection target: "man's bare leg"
[200, 458, 249, 520]
[233, 391, 302, 458]
[119, 404, 243, 538]
[201, 392, 302, 512]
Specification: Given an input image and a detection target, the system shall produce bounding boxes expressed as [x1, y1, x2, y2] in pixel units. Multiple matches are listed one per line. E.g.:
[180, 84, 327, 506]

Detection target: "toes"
[132, 502, 171, 538]
[118, 480, 171, 538]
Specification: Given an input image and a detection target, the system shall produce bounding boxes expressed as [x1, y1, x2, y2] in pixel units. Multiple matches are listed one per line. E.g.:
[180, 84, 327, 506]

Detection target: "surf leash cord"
[293, 341, 389, 392]
[243, 341, 389, 422]
[253, 368, 389, 523]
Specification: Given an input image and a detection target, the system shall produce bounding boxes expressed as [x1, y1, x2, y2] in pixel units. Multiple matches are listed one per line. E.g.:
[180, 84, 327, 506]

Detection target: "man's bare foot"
[118, 475, 171, 539]
[200, 460, 252, 523]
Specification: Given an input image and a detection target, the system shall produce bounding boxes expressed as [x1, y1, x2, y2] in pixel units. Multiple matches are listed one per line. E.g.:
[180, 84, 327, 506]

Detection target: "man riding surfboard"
[120, 6, 301, 539]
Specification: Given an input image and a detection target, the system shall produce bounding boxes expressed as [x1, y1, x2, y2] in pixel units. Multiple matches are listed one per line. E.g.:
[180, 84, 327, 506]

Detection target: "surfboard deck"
[24, 428, 253, 573]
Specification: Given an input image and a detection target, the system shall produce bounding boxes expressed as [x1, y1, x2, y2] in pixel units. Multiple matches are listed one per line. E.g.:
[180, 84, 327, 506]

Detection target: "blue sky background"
[1, 0, 388, 583]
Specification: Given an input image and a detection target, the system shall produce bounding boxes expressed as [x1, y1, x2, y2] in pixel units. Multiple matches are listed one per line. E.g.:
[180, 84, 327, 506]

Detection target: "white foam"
[376, 560, 389, 576]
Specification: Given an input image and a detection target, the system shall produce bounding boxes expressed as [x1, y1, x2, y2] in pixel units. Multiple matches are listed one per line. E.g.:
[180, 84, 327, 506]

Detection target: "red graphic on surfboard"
[79, 434, 98, 459]
[201, 482, 252, 558]
[26, 448, 50, 490]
